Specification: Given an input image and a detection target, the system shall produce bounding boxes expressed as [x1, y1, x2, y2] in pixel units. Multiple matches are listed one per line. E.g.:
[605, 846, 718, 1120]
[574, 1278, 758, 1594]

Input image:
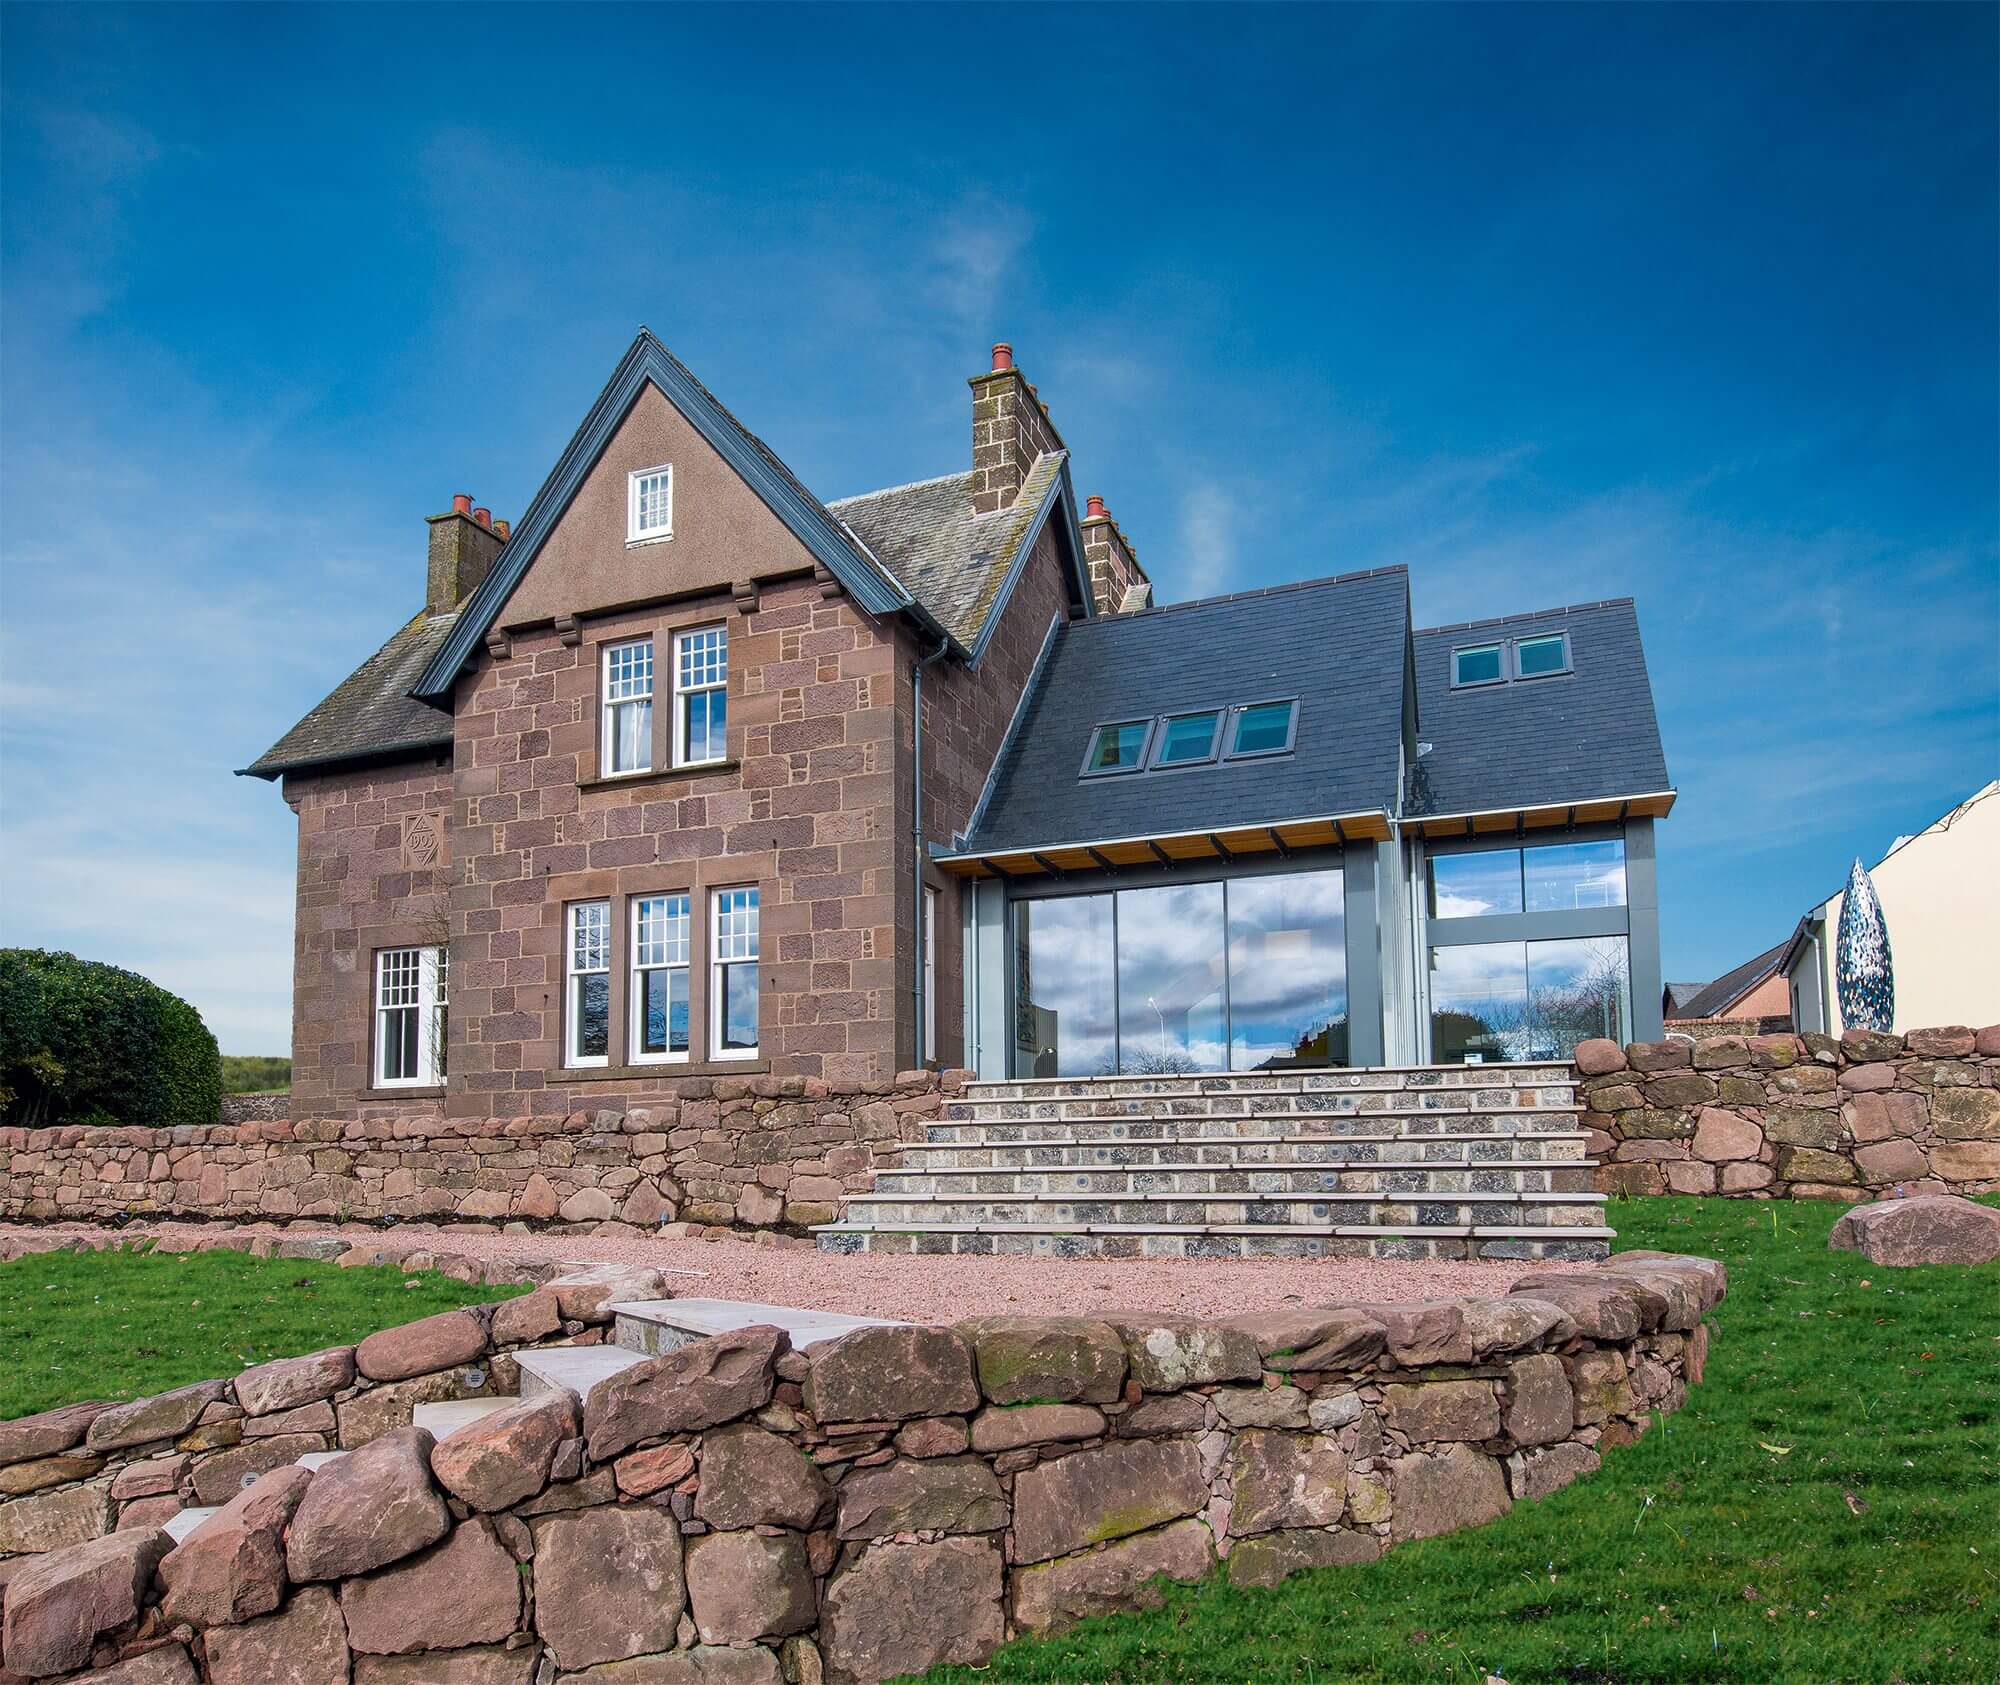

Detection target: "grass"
[913, 1196, 2000, 1684]
[220, 1054, 292, 1094]
[0, 1246, 523, 1418]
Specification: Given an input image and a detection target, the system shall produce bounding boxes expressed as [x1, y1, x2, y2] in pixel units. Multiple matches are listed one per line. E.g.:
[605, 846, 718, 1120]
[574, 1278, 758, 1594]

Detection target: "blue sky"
[2, 2, 1994, 1052]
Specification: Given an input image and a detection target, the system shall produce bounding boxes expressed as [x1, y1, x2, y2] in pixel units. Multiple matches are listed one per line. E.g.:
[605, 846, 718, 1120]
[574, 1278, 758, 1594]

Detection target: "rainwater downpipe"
[911, 638, 952, 1064]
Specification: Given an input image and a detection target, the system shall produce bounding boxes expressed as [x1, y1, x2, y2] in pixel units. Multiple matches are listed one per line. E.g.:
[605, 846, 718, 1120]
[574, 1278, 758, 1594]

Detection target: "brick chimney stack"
[968, 342, 1065, 515]
[1080, 495, 1150, 615]
[426, 493, 507, 614]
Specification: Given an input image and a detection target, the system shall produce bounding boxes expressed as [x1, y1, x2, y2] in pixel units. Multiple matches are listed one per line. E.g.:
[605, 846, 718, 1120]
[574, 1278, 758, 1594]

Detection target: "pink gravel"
[1, 1221, 1525, 1322]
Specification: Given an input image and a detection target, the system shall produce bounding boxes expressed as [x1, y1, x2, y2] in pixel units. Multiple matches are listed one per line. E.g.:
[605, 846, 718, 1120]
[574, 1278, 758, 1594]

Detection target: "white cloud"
[1177, 479, 1237, 597]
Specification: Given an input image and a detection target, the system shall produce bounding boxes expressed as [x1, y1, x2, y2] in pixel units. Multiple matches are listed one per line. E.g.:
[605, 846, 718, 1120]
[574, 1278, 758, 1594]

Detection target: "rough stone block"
[835, 1455, 1007, 1540]
[685, 1528, 815, 1643]
[818, 1537, 1004, 1685]
[1507, 1441, 1602, 1500]
[1011, 1438, 1208, 1565]
[355, 1310, 489, 1383]
[0, 1526, 170, 1677]
[286, 1425, 452, 1582]
[1102, 1318, 1262, 1390]
[430, 1390, 576, 1511]
[87, 1381, 229, 1453]
[586, 1325, 784, 1459]
[159, 1465, 311, 1629]
[1502, 1354, 1575, 1447]
[1228, 1429, 1348, 1534]
[1828, 1193, 2000, 1266]
[1382, 1379, 1500, 1444]
[1011, 1517, 1214, 1631]
[1224, 1525, 1380, 1589]
[205, 1585, 352, 1685]
[532, 1502, 685, 1671]
[802, 1325, 978, 1424]
[957, 1316, 1127, 1404]
[339, 1518, 521, 1655]
[234, 1348, 355, 1416]
[1389, 1443, 1512, 1542]
[693, 1422, 830, 1531]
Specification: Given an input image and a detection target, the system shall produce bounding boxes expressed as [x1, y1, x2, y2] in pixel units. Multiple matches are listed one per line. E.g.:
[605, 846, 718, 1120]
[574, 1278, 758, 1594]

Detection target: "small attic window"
[628, 464, 674, 543]
[1150, 711, 1223, 768]
[1451, 644, 1504, 687]
[1080, 720, 1152, 777]
[1226, 699, 1298, 758]
[1515, 632, 1571, 679]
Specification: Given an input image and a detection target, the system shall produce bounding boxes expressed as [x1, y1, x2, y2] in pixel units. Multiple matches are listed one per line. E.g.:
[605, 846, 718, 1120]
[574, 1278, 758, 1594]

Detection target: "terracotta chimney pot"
[494, 519, 510, 541]
[473, 507, 491, 529]
[1086, 495, 1108, 521]
[452, 493, 473, 515]
[990, 343, 1013, 372]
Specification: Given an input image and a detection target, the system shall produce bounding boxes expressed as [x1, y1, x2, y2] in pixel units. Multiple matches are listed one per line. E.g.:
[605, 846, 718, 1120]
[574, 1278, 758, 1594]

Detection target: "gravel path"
[1, 1221, 1522, 1321]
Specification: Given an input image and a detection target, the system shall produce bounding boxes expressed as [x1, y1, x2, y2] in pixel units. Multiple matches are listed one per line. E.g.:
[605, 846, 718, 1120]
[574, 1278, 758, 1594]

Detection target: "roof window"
[1451, 644, 1504, 687]
[1080, 720, 1153, 777]
[1225, 699, 1298, 759]
[1451, 631, 1571, 689]
[1515, 632, 1570, 679]
[1150, 711, 1223, 769]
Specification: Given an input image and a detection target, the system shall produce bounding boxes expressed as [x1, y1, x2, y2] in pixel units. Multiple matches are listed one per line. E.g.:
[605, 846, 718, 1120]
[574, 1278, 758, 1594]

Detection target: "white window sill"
[626, 531, 675, 549]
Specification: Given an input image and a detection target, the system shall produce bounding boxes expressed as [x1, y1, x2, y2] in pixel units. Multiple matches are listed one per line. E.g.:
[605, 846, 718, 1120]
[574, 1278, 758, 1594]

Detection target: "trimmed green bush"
[0, 949, 222, 1129]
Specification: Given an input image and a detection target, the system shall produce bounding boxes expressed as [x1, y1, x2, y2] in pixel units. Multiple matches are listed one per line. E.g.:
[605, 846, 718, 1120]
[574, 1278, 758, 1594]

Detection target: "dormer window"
[628, 464, 674, 543]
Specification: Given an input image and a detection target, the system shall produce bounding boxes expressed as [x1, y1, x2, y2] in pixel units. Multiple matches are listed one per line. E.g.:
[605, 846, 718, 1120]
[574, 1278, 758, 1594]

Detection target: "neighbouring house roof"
[830, 450, 1075, 654]
[1670, 941, 1788, 1019]
[954, 567, 1412, 858]
[239, 611, 457, 779]
[243, 332, 1093, 781]
[1663, 981, 1709, 1015]
[1405, 598, 1671, 819]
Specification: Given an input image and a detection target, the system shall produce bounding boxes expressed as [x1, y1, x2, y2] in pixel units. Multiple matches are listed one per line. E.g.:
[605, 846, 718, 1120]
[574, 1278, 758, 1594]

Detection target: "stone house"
[245, 332, 1673, 1125]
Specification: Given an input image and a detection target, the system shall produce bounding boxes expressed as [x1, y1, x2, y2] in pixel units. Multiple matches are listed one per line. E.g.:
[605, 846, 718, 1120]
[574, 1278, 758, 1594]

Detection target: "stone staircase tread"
[877, 1157, 1589, 1177]
[413, 1398, 516, 1439]
[514, 1344, 647, 1399]
[812, 1219, 1616, 1238]
[295, 1451, 347, 1472]
[611, 1297, 905, 1349]
[914, 1130, 1592, 1148]
[841, 1189, 1609, 1206]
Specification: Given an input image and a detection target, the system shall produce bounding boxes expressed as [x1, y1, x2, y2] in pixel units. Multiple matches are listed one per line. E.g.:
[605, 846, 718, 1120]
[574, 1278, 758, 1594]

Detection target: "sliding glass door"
[1011, 868, 1347, 1078]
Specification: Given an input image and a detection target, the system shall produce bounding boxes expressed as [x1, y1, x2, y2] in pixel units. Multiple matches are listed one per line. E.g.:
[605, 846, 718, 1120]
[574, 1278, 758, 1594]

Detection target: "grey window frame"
[1222, 697, 1299, 761]
[1146, 709, 1225, 771]
[1512, 631, 1572, 681]
[1078, 718, 1156, 779]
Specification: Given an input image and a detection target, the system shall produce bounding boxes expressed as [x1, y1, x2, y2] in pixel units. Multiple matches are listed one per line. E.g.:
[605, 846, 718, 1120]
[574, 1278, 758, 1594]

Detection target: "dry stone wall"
[1580, 1024, 2000, 1199]
[0, 1250, 1725, 1684]
[2, 1074, 955, 1235]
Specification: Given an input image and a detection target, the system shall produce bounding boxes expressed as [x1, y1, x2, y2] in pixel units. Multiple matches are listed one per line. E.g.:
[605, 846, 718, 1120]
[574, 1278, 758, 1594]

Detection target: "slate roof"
[1672, 941, 1788, 1019]
[1664, 981, 1709, 1014]
[1404, 598, 1670, 818]
[958, 567, 1412, 855]
[240, 611, 456, 778]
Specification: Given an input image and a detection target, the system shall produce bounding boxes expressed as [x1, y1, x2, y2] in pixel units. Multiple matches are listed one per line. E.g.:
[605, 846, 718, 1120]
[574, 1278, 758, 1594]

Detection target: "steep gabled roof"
[239, 611, 456, 779]
[957, 567, 1411, 856]
[1672, 941, 1788, 1019]
[1406, 597, 1671, 818]
[415, 330, 954, 701]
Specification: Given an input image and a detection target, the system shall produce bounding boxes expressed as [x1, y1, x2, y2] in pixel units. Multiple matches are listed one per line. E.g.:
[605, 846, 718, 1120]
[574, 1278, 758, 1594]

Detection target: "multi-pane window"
[566, 901, 611, 1067]
[674, 626, 728, 765]
[602, 639, 654, 776]
[711, 887, 760, 1059]
[375, 946, 447, 1087]
[628, 464, 673, 542]
[1428, 839, 1628, 919]
[631, 894, 691, 1062]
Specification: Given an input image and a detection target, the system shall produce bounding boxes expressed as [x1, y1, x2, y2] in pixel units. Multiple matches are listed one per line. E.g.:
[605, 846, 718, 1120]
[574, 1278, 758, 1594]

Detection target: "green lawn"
[0, 1247, 521, 1418]
[915, 1196, 2000, 1684]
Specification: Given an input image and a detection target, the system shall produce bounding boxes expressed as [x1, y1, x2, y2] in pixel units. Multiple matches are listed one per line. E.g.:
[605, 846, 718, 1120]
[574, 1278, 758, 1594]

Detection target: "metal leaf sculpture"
[1835, 856, 1894, 1032]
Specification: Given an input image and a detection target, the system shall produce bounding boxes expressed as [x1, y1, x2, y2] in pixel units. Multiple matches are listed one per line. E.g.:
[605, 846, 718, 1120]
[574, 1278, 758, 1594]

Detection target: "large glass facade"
[1429, 935, 1630, 1063]
[1115, 882, 1227, 1074]
[1011, 868, 1347, 1077]
[1429, 839, 1627, 919]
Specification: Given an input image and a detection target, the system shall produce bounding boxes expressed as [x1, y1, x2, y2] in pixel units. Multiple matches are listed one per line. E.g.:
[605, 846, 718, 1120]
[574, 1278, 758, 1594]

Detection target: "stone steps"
[610, 1297, 903, 1357]
[872, 1162, 1596, 1198]
[815, 1222, 1614, 1260]
[838, 1189, 1607, 1229]
[815, 1065, 1609, 1261]
[514, 1344, 646, 1399]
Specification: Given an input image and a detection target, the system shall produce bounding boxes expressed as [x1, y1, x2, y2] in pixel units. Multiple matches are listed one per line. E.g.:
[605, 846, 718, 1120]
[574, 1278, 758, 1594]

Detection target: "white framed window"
[710, 887, 760, 1060]
[566, 901, 612, 1067]
[922, 886, 937, 1063]
[601, 638, 654, 776]
[375, 945, 447, 1087]
[674, 626, 728, 766]
[628, 464, 673, 543]
[631, 894, 691, 1063]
